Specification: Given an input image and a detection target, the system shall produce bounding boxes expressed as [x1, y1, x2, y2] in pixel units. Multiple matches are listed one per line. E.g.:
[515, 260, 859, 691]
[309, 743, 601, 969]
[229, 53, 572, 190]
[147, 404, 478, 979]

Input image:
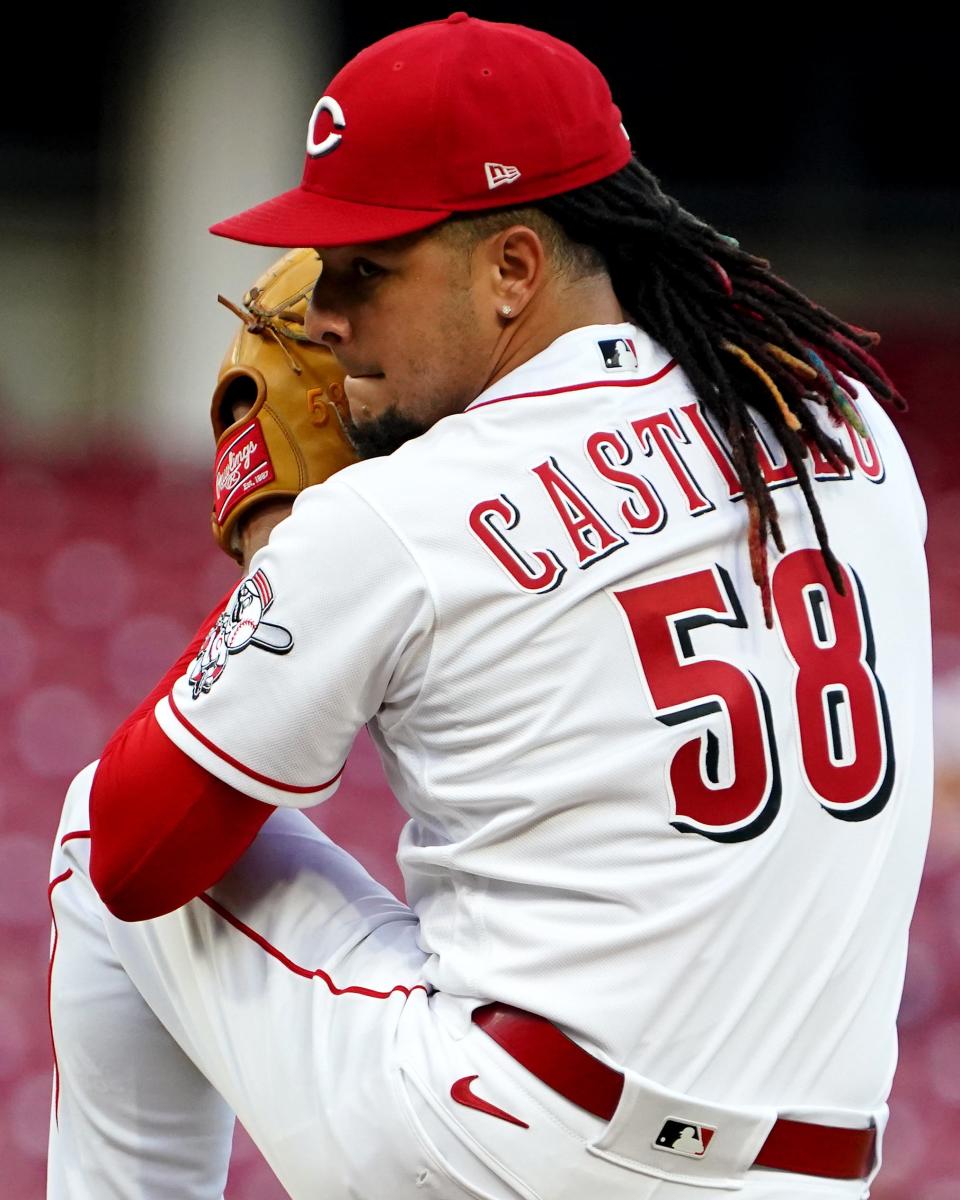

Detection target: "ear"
[484, 225, 547, 321]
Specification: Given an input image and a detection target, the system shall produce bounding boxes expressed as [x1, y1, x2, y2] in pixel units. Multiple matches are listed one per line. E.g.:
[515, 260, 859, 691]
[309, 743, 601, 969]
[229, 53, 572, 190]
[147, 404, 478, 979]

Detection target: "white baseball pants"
[47, 763, 873, 1200]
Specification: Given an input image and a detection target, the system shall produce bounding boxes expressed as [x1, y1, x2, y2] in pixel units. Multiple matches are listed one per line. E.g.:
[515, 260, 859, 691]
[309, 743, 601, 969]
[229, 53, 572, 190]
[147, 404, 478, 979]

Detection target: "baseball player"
[48, 14, 932, 1200]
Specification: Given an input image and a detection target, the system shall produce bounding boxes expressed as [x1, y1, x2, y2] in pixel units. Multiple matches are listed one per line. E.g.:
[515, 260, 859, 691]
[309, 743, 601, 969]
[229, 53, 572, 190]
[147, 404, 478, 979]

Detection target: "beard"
[344, 404, 432, 459]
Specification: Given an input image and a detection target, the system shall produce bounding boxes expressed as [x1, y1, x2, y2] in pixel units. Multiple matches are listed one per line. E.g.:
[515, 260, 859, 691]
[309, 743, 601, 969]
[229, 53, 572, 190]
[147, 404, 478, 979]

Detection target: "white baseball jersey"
[158, 320, 932, 1120]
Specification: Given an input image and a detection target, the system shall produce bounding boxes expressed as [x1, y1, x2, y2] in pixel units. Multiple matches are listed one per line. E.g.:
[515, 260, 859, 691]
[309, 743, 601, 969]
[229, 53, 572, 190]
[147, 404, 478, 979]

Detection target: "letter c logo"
[306, 96, 346, 158]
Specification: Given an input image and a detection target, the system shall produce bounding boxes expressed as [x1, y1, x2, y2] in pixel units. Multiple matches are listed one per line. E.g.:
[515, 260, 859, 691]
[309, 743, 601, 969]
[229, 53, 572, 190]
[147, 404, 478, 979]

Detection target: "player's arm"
[90, 503, 298, 922]
[91, 476, 432, 920]
[89, 594, 277, 921]
[90, 249, 364, 921]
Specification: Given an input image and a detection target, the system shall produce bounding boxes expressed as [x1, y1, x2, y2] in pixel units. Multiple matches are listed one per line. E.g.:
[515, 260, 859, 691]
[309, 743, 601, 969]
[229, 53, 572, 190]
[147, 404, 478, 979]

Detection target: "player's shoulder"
[252, 470, 430, 607]
[303, 428, 481, 553]
[463, 320, 678, 416]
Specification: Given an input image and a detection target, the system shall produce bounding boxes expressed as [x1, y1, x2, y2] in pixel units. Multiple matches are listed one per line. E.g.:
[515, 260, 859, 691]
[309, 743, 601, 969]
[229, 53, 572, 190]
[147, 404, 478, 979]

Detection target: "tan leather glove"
[210, 248, 357, 562]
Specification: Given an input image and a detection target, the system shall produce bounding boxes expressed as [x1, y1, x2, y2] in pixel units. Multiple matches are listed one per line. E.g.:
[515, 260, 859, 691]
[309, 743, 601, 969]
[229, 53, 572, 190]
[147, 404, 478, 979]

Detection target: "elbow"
[101, 894, 155, 923]
[89, 844, 183, 922]
[88, 847, 128, 917]
[87, 709, 275, 922]
[88, 741, 194, 922]
[94, 885, 163, 924]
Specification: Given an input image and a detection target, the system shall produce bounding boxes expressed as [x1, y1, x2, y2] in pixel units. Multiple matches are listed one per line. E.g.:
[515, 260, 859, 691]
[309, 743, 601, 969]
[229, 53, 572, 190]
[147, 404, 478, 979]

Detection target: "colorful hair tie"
[765, 344, 818, 380]
[722, 341, 802, 432]
[804, 348, 867, 437]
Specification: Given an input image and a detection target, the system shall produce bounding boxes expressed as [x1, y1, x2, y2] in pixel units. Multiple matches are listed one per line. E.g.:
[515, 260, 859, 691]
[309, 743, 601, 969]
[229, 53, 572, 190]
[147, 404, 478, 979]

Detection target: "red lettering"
[531, 456, 626, 567]
[680, 402, 740, 499]
[469, 496, 566, 593]
[805, 429, 852, 480]
[630, 410, 715, 515]
[683, 401, 800, 495]
[585, 431, 666, 534]
[754, 426, 799, 488]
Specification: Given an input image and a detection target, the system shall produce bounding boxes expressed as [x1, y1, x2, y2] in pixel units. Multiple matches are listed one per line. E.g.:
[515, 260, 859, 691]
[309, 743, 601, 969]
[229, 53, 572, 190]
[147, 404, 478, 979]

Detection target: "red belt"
[473, 1004, 876, 1181]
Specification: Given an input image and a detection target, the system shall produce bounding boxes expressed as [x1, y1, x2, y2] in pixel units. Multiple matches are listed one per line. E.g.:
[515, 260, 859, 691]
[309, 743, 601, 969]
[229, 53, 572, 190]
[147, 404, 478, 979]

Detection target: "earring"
[501, 304, 513, 317]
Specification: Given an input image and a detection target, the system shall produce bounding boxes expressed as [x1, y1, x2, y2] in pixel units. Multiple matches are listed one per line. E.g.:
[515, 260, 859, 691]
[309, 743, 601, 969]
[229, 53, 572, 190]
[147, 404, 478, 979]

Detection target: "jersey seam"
[465, 358, 678, 411]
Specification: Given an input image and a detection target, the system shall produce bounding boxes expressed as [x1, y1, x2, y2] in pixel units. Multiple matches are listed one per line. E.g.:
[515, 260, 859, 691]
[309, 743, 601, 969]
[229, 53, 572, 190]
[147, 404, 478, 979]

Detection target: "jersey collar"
[464, 323, 674, 413]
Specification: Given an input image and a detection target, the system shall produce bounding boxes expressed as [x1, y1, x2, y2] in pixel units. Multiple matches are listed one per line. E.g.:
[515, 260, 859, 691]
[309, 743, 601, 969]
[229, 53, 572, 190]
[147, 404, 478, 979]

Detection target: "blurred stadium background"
[2, 4, 956, 1196]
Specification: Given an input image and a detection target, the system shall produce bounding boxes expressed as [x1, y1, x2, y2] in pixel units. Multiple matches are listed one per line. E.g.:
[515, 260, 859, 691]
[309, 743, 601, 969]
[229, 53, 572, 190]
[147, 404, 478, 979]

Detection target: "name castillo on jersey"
[469, 386, 885, 594]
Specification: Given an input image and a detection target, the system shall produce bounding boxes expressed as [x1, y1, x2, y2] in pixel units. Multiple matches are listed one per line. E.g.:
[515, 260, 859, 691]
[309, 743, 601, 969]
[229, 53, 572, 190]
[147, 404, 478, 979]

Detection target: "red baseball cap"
[210, 12, 631, 248]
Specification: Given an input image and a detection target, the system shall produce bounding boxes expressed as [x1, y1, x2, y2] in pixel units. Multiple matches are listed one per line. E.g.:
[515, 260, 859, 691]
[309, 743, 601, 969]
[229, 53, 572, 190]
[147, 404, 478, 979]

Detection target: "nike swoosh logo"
[450, 1075, 529, 1129]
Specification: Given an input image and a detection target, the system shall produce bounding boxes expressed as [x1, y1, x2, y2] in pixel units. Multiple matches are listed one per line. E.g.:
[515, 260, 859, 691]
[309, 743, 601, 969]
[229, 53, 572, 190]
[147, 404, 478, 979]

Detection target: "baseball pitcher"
[48, 15, 931, 1200]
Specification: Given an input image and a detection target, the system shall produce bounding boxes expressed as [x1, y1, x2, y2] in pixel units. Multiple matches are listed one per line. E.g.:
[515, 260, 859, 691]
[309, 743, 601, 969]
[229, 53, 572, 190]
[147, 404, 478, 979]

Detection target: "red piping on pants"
[47, 868, 74, 1127]
[198, 891, 429, 1000]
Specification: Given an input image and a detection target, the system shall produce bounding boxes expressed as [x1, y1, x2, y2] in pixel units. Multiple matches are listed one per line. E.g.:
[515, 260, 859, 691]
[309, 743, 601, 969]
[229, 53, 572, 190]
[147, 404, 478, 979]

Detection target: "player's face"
[306, 228, 499, 456]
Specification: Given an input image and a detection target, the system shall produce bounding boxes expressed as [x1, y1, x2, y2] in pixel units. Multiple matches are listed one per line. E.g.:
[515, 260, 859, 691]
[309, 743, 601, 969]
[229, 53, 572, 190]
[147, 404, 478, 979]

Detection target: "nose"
[305, 285, 351, 348]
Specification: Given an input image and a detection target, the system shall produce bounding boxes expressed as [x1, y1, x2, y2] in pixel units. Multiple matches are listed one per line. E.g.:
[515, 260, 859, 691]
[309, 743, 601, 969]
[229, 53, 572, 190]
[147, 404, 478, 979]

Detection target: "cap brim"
[210, 184, 452, 248]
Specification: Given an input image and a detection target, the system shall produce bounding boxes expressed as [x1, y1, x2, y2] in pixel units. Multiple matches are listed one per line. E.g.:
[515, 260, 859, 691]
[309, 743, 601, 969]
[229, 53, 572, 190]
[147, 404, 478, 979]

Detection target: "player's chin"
[345, 403, 431, 459]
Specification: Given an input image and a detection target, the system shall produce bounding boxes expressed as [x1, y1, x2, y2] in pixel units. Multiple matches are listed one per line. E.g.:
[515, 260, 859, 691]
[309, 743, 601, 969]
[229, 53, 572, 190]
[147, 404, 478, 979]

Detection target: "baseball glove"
[210, 247, 357, 562]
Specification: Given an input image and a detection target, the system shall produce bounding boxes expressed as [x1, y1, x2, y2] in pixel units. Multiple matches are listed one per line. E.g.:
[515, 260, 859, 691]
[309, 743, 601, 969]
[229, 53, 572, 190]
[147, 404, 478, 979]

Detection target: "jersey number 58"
[614, 548, 895, 842]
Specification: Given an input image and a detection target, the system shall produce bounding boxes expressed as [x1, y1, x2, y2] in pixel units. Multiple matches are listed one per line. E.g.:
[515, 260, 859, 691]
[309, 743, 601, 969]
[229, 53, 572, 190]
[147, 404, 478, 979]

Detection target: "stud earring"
[501, 304, 513, 317]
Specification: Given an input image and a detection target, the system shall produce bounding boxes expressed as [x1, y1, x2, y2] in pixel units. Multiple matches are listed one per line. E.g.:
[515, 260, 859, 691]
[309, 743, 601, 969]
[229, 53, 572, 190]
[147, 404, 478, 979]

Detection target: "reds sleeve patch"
[188, 569, 293, 698]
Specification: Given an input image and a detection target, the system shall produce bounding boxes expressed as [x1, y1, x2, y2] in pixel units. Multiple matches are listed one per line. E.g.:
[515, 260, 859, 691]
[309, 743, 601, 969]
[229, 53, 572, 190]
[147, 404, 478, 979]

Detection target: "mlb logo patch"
[598, 338, 638, 370]
[653, 1118, 716, 1158]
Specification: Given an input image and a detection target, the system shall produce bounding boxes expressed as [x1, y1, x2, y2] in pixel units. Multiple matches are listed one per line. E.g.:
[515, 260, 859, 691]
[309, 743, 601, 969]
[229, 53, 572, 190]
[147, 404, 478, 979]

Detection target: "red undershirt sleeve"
[89, 589, 276, 922]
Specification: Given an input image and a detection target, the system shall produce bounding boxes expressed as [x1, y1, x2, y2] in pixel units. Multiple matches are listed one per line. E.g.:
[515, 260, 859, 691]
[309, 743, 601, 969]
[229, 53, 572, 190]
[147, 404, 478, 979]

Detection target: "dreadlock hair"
[440, 160, 905, 626]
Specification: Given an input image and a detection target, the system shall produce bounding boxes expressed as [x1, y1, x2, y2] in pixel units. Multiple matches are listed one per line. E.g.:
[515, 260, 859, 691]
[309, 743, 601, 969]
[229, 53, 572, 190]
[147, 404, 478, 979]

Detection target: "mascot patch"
[189, 569, 293, 698]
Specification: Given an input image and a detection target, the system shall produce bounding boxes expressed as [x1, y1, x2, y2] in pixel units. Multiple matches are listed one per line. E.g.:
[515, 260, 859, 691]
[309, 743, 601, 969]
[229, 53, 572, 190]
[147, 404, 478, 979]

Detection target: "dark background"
[9, 9, 958, 197]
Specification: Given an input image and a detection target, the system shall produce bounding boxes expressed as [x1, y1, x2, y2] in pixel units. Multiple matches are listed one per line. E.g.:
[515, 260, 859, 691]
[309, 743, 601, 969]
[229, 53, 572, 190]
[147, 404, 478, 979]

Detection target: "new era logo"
[485, 162, 521, 190]
[654, 1119, 716, 1158]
